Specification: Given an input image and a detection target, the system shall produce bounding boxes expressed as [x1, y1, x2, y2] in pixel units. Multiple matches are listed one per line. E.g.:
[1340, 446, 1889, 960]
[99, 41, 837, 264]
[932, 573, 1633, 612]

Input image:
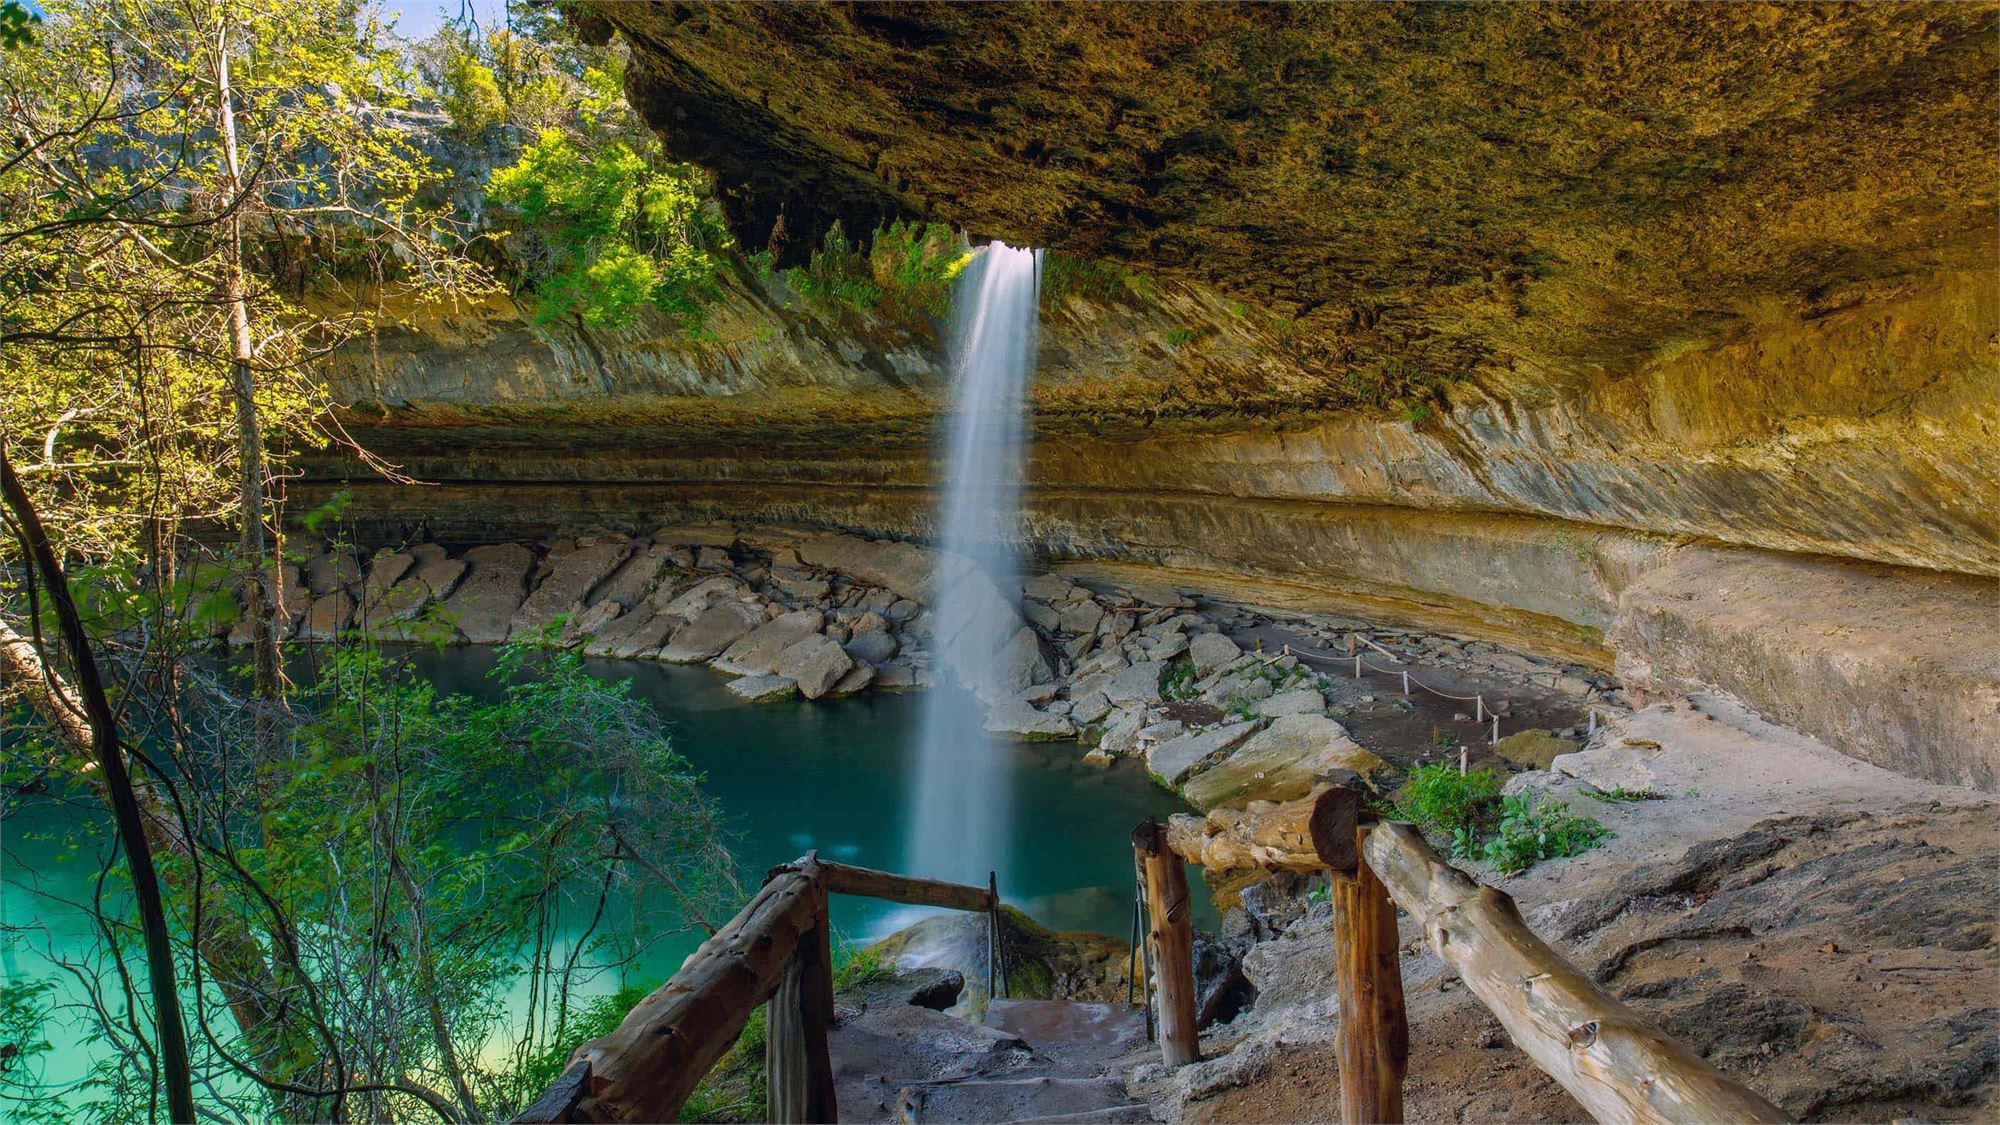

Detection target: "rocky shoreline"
[244, 525, 1626, 808]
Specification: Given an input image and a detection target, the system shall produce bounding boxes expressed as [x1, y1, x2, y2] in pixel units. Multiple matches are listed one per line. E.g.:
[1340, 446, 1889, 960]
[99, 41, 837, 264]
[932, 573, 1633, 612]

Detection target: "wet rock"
[660, 602, 763, 662]
[1184, 714, 1384, 809]
[1148, 721, 1264, 787]
[985, 700, 1078, 741]
[776, 634, 853, 698]
[726, 674, 798, 703]
[712, 608, 825, 675]
[977, 624, 1054, 700]
[438, 543, 535, 643]
[875, 662, 920, 691]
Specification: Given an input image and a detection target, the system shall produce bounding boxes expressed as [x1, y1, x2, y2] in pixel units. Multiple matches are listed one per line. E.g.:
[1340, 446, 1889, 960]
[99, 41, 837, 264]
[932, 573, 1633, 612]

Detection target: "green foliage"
[832, 942, 895, 991]
[491, 131, 730, 329]
[1391, 765, 1504, 860]
[0, 0, 39, 49]
[1225, 696, 1257, 722]
[1399, 400, 1434, 425]
[1480, 796, 1610, 874]
[786, 221, 882, 317]
[1162, 661, 1198, 701]
[1164, 326, 1205, 348]
[0, 980, 62, 1124]
[1040, 252, 1155, 310]
[1583, 784, 1664, 804]
[677, 1004, 768, 1123]
[438, 39, 505, 138]
[516, 980, 657, 1097]
[868, 220, 971, 319]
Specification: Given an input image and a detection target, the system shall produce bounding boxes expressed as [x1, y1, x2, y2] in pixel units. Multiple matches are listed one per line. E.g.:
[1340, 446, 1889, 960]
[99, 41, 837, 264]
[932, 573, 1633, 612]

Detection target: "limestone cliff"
[304, 2, 2000, 789]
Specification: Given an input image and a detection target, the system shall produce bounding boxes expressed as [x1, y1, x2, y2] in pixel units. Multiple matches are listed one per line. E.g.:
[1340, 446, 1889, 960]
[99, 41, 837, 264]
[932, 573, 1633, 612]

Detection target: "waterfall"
[905, 242, 1042, 887]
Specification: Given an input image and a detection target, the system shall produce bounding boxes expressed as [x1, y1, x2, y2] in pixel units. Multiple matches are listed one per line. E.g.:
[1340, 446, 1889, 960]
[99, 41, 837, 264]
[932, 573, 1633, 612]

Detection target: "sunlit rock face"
[306, 3, 2000, 787]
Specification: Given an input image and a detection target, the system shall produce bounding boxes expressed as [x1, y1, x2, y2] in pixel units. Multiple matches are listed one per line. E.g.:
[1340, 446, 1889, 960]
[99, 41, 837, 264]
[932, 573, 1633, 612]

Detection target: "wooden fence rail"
[1155, 785, 1789, 1125]
[515, 853, 1005, 1125]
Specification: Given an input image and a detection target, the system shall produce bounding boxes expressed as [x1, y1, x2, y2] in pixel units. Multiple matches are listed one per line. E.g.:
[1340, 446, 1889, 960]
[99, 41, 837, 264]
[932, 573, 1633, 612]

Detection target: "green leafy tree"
[491, 131, 731, 329]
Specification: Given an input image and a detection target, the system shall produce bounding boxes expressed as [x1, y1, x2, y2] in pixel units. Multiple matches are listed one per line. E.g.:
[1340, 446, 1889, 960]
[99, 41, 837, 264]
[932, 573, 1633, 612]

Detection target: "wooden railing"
[516, 852, 1006, 1125]
[1140, 786, 1791, 1125]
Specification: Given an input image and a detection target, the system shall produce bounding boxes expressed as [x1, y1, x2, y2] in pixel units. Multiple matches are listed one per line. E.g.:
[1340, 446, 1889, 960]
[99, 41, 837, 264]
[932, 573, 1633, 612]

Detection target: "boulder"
[1022, 599, 1062, 632]
[843, 630, 898, 665]
[438, 543, 535, 644]
[1188, 631, 1243, 677]
[775, 634, 854, 699]
[1057, 600, 1105, 636]
[1096, 708, 1150, 755]
[407, 543, 448, 565]
[713, 609, 826, 675]
[796, 534, 945, 603]
[1146, 721, 1265, 787]
[726, 674, 799, 703]
[363, 553, 415, 597]
[1021, 573, 1074, 602]
[829, 662, 876, 696]
[1121, 582, 1194, 609]
[975, 625, 1053, 701]
[875, 662, 920, 691]
[984, 701, 1078, 741]
[306, 551, 359, 595]
[1105, 660, 1169, 705]
[299, 591, 352, 641]
[1069, 692, 1114, 727]
[557, 600, 622, 647]
[1202, 668, 1275, 707]
[583, 603, 678, 659]
[360, 580, 433, 632]
[695, 546, 733, 569]
[511, 541, 632, 637]
[660, 602, 763, 663]
[1182, 714, 1385, 810]
[651, 574, 747, 620]
[1253, 689, 1326, 718]
[1144, 633, 1189, 662]
[591, 544, 677, 608]
[1494, 729, 1578, 771]
[769, 569, 831, 601]
[412, 558, 467, 600]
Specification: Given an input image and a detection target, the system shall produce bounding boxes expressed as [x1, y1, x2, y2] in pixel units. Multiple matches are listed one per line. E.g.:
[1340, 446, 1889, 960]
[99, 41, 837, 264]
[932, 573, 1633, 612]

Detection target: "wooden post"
[568, 859, 826, 1123]
[766, 878, 837, 1125]
[1132, 818, 1199, 1066]
[1320, 793, 1407, 1124]
[1362, 822, 1789, 1124]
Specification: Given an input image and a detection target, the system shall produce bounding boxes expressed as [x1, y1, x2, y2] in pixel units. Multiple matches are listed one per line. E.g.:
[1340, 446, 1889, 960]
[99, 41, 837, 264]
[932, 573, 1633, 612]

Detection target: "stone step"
[891, 1074, 1141, 1124]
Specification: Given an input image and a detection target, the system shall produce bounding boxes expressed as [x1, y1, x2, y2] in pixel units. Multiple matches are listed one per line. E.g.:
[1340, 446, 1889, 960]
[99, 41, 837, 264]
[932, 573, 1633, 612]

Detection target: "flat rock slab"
[439, 543, 535, 644]
[1147, 721, 1264, 786]
[590, 544, 677, 608]
[1253, 688, 1326, 718]
[511, 541, 631, 637]
[985, 700, 1078, 741]
[582, 603, 677, 659]
[1105, 660, 1169, 705]
[725, 674, 798, 702]
[797, 534, 945, 602]
[775, 634, 853, 698]
[660, 602, 762, 663]
[650, 574, 747, 619]
[1183, 713, 1384, 809]
[712, 608, 824, 675]
[983, 1000, 1148, 1055]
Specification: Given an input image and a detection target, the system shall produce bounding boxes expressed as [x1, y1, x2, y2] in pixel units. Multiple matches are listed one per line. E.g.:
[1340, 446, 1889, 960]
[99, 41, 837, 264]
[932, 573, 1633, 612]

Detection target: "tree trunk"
[0, 454, 197, 1125]
[1361, 822, 1789, 1125]
[210, 19, 283, 745]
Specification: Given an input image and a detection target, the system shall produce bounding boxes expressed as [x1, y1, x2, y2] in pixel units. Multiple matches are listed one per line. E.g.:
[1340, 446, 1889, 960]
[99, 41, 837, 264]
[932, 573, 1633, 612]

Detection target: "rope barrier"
[1281, 642, 1503, 750]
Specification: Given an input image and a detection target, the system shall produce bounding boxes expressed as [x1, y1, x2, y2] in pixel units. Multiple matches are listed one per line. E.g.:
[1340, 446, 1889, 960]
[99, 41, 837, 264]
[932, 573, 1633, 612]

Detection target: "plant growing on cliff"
[786, 219, 969, 322]
[492, 131, 732, 330]
[1480, 796, 1610, 874]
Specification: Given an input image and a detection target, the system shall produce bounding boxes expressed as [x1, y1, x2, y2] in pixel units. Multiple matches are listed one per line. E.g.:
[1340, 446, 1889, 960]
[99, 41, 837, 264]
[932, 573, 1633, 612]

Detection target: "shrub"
[868, 219, 970, 319]
[1041, 252, 1156, 310]
[1391, 765, 1503, 859]
[786, 221, 880, 317]
[1480, 796, 1610, 874]
[490, 132, 730, 329]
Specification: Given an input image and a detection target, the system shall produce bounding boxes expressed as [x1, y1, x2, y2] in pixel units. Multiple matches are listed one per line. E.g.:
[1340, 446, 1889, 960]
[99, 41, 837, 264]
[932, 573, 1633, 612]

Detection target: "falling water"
[905, 242, 1042, 887]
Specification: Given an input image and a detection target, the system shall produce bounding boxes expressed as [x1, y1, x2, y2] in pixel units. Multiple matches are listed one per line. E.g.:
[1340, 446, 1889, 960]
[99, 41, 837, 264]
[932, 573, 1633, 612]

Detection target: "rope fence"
[1261, 633, 1602, 770]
